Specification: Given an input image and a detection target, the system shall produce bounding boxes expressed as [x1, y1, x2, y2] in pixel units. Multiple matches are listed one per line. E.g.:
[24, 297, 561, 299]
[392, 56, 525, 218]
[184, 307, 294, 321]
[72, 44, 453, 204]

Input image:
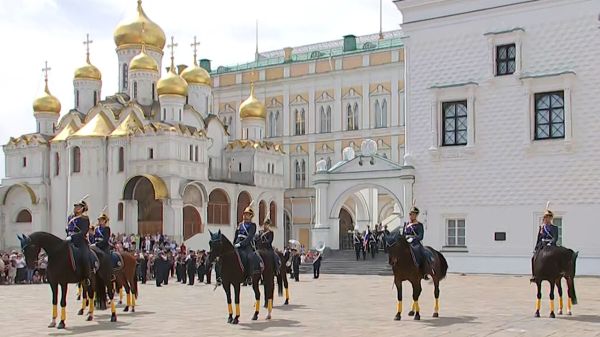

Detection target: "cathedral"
[2, 0, 599, 275]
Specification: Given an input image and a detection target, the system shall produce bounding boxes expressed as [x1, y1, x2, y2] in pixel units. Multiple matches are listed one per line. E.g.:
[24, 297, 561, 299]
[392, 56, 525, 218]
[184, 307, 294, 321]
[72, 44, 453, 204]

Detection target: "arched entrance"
[236, 191, 251, 224]
[338, 207, 354, 250]
[183, 206, 202, 240]
[123, 175, 167, 235]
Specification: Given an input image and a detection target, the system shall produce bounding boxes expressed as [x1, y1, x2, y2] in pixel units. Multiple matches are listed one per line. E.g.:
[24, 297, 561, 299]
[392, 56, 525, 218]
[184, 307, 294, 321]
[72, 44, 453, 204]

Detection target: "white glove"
[407, 237, 414, 243]
[66, 236, 72, 242]
[234, 243, 241, 248]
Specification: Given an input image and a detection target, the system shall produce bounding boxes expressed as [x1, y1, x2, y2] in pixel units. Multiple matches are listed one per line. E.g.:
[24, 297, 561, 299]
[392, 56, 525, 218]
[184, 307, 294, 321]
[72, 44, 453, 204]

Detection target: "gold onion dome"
[33, 83, 61, 115]
[157, 65, 188, 97]
[113, 0, 166, 50]
[130, 49, 158, 72]
[181, 62, 210, 86]
[239, 83, 266, 119]
[74, 60, 101, 80]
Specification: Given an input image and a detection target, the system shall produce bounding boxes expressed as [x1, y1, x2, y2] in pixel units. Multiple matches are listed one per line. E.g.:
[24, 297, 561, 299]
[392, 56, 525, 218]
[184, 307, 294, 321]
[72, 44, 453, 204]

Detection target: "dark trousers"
[313, 260, 321, 278]
[293, 265, 300, 282]
[197, 265, 206, 283]
[354, 243, 362, 261]
[187, 267, 196, 285]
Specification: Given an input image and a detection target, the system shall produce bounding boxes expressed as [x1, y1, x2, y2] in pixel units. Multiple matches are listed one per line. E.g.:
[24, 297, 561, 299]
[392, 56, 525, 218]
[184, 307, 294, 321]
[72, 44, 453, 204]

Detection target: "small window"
[122, 63, 128, 90]
[496, 43, 516, 76]
[189, 145, 194, 161]
[239, 162, 242, 172]
[534, 91, 565, 140]
[118, 147, 124, 172]
[93, 91, 98, 104]
[494, 232, 506, 241]
[162, 108, 166, 120]
[72, 146, 81, 173]
[22, 157, 27, 167]
[118, 203, 124, 221]
[194, 146, 199, 162]
[446, 218, 466, 247]
[75, 90, 80, 108]
[133, 81, 138, 99]
[442, 101, 468, 146]
[152, 83, 156, 101]
[54, 152, 60, 176]
[16, 209, 32, 223]
[148, 148, 154, 159]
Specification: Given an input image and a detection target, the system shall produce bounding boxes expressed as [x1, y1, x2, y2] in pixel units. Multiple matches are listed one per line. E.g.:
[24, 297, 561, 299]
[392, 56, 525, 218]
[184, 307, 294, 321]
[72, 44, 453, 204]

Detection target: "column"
[362, 82, 369, 130]
[283, 87, 290, 136]
[124, 200, 138, 234]
[312, 179, 331, 249]
[164, 199, 184, 243]
[391, 75, 399, 127]
[308, 89, 316, 134]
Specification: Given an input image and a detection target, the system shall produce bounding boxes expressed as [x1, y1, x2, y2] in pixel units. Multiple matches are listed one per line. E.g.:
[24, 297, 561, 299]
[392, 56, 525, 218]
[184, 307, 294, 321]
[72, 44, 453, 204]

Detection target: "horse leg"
[433, 278, 440, 318]
[556, 278, 563, 315]
[130, 277, 137, 313]
[124, 279, 131, 312]
[86, 284, 95, 321]
[78, 286, 87, 316]
[284, 273, 290, 305]
[225, 283, 233, 324]
[535, 281, 542, 317]
[411, 280, 422, 321]
[549, 280, 556, 318]
[48, 282, 58, 328]
[566, 276, 575, 315]
[266, 272, 274, 320]
[394, 278, 402, 321]
[233, 283, 241, 324]
[76, 282, 81, 300]
[118, 284, 124, 304]
[252, 276, 260, 321]
[57, 283, 68, 329]
[108, 276, 117, 322]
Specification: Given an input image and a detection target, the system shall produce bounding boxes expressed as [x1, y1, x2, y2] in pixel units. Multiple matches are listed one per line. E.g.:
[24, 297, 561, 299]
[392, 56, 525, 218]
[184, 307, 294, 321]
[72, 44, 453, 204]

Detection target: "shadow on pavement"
[47, 321, 131, 336]
[238, 318, 303, 331]
[562, 314, 600, 323]
[422, 315, 479, 327]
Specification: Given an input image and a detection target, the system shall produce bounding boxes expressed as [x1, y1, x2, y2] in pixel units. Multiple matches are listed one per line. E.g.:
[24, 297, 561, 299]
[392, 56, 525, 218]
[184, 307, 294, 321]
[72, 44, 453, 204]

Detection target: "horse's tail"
[133, 264, 139, 299]
[436, 250, 449, 280]
[95, 274, 107, 308]
[276, 270, 283, 297]
[569, 251, 579, 305]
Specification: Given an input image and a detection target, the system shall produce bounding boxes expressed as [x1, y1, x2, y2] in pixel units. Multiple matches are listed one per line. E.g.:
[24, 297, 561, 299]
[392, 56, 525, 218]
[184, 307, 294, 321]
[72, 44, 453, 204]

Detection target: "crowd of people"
[353, 224, 390, 261]
[0, 250, 47, 285]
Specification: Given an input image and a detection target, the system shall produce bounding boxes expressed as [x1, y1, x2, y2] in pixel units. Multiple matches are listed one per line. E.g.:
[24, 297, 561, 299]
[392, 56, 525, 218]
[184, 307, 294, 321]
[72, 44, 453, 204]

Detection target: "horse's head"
[208, 230, 225, 264]
[17, 233, 40, 269]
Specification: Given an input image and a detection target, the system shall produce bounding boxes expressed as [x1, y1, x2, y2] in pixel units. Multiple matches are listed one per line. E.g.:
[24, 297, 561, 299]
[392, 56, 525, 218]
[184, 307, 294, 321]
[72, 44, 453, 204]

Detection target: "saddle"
[66, 243, 99, 274]
[110, 251, 124, 273]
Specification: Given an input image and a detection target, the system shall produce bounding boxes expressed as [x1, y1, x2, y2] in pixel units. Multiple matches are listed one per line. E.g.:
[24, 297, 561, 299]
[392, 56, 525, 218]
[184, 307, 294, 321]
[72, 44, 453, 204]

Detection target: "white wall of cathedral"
[35, 113, 59, 136]
[129, 71, 157, 106]
[399, 0, 600, 275]
[117, 47, 163, 93]
[187, 84, 211, 116]
[158, 95, 186, 123]
[0, 184, 48, 249]
[49, 142, 70, 238]
[240, 118, 265, 141]
[73, 79, 101, 114]
[3, 145, 49, 179]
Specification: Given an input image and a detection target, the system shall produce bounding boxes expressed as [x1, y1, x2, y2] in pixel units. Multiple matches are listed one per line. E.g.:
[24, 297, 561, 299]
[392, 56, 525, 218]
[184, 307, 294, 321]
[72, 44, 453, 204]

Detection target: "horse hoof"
[77, 309, 84, 315]
[264, 303, 268, 309]
[86, 315, 93, 321]
[57, 321, 65, 329]
[550, 312, 555, 319]
[76, 295, 81, 301]
[558, 310, 562, 315]
[408, 310, 415, 316]
[124, 306, 129, 312]
[47, 322, 56, 328]
[433, 312, 439, 318]
[252, 313, 258, 321]
[414, 312, 421, 321]
[394, 313, 401, 321]
[227, 316, 233, 324]
[131, 307, 135, 313]
[284, 299, 289, 305]
[111, 314, 117, 322]
[233, 316, 239, 325]
[266, 314, 272, 320]
[535, 311, 540, 318]
[567, 311, 572, 316]
[118, 301, 122, 305]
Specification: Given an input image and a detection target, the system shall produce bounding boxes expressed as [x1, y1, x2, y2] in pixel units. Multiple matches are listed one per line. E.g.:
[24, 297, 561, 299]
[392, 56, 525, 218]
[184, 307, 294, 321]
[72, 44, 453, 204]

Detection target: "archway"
[338, 207, 354, 250]
[183, 206, 202, 240]
[236, 191, 251, 224]
[258, 200, 267, 225]
[123, 175, 166, 235]
[207, 189, 230, 225]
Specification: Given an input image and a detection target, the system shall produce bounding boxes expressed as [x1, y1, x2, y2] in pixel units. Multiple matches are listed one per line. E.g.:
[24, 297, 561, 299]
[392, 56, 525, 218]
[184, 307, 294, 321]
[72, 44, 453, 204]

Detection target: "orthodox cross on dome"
[190, 36, 200, 66]
[167, 35, 178, 68]
[83, 33, 93, 62]
[42, 61, 51, 88]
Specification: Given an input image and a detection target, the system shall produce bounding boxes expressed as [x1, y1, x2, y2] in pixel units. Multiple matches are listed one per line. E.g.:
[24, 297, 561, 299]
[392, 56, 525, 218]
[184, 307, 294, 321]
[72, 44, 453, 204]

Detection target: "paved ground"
[2, 274, 600, 337]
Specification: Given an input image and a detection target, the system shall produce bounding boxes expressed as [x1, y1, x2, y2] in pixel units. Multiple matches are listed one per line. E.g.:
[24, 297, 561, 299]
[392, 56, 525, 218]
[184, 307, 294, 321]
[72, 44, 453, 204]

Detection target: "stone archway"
[183, 206, 202, 240]
[338, 207, 354, 250]
[236, 191, 251, 224]
[123, 175, 168, 235]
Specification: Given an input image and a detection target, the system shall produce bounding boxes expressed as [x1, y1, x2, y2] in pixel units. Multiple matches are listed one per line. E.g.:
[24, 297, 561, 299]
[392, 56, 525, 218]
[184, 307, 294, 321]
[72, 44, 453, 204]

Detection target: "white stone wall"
[400, 0, 600, 274]
[129, 71, 157, 106]
[187, 84, 211, 117]
[73, 79, 101, 115]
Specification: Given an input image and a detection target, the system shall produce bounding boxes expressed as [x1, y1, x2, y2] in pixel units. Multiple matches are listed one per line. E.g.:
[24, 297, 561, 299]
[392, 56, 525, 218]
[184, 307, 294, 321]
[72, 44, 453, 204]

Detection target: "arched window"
[162, 108, 166, 120]
[295, 160, 302, 187]
[93, 91, 98, 105]
[326, 157, 332, 169]
[269, 201, 277, 226]
[208, 189, 230, 225]
[118, 147, 124, 172]
[236, 191, 251, 224]
[118, 202, 124, 221]
[54, 152, 60, 176]
[75, 90, 80, 108]
[133, 81, 138, 99]
[274, 111, 279, 136]
[320, 106, 331, 133]
[72, 146, 81, 173]
[295, 108, 305, 135]
[16, 209, 32, 223]
[239, 162, 242, 172]
[346, 104, 354, 131]
[122, 63, 128, 91]
[152, 83, 155, 101]
[326, 106, 332, 132]
[22, 157, 27, 167]
[259, 200, 267, 226]
[375, 100, 381, 128]
[381, 98, 388, 128]
[353, 103, 359, 130]
[301, 159, 306, 186]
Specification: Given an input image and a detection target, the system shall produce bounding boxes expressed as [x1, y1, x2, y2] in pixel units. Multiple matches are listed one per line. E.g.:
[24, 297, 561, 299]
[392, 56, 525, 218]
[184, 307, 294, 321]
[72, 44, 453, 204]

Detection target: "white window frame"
[484, 27, 524, 78]
[428, 83, 477, 155]
[443, 217, 467, 251]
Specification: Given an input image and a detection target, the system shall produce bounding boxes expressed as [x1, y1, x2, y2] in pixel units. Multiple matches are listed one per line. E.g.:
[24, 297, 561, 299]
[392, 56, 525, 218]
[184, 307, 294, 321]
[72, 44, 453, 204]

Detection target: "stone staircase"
[299, 249, 392, 276]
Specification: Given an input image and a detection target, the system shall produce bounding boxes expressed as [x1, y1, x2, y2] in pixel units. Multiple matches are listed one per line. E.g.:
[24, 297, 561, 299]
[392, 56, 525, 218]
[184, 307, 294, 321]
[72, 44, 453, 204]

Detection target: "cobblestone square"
[2, 274, 600, 337]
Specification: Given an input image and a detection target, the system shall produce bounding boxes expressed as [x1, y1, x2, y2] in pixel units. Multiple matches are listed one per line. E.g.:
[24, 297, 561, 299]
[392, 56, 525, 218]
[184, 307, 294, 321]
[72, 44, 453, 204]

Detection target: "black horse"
[18, 232, 102, 329]
[531, 246, 578, 318]
[88, 246, 118, 321]
[385, 229, 448, 321]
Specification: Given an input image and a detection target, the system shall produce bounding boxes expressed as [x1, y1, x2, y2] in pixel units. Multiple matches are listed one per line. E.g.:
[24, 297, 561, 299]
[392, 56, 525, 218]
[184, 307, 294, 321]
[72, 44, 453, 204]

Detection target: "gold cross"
[167, 36, 178, 63]
[42, 61, 51, 83]
[190, 36, 200, 65]
[83, 33, 93, 61]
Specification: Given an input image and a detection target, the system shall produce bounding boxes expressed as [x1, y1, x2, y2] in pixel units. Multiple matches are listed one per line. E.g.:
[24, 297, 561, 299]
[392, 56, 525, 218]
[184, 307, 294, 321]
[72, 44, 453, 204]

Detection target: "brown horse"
[114, 251, 139, 313]
[531, 246, 578, 318]
[384, 230, 448, 321]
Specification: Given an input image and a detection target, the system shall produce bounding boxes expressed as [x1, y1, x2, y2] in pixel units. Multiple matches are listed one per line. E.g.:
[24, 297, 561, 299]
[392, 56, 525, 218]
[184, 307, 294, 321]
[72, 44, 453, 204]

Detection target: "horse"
[85, 246, 117, 321]
[531, 246, 578, 318]
[384, 230, 448, 321]
[18, 232, 99, 328]
[112, 251, 139, 313]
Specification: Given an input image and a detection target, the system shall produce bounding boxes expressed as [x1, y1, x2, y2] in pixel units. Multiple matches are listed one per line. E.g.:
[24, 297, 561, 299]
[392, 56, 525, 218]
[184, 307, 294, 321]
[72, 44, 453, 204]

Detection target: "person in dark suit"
[233, 206, 258, 284]
[403, 206, 433, 279]
[138, 253, 147, 284]
[353, 230, 363, 261]
[292, 249, 301, 282]
[196, 250, 206, 283]
[531, 206, 560, 281]
[186, 250, 197, 285]
[313, 251, 322, 279]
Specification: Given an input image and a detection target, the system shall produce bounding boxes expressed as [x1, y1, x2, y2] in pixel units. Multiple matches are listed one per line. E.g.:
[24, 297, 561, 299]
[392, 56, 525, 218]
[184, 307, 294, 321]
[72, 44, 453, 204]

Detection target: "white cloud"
[0, 0, 402, 179]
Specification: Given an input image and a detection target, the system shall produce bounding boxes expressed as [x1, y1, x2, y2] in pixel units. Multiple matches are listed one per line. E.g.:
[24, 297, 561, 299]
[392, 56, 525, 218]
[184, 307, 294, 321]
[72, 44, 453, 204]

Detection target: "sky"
[0, 0, 403, 180]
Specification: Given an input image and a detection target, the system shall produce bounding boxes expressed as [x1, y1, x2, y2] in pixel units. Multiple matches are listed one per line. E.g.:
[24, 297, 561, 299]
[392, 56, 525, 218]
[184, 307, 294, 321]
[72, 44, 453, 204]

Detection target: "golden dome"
[157, 65, 188, 97]
[239, 83, 266, 119]
[33, 83, 61, 115]
[113, 0, 166, 50]
[74, 59, 102, 80]
[130, 49, 158, 72]
[181, 64, 210, 86]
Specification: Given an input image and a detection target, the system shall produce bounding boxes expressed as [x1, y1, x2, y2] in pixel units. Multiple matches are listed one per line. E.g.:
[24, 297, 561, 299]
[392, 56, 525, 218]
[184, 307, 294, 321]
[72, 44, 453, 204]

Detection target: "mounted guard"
[256, 218, 281, 274]
[66, 197, 92, 283]
[403, 206, 434, 279]
[234, 204, 260, 284]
